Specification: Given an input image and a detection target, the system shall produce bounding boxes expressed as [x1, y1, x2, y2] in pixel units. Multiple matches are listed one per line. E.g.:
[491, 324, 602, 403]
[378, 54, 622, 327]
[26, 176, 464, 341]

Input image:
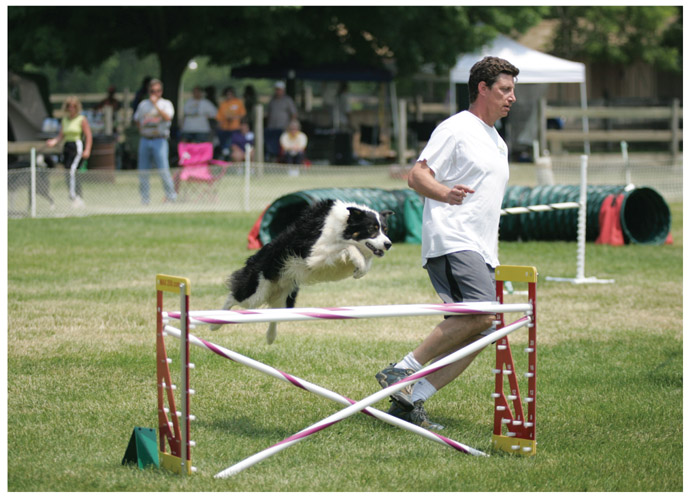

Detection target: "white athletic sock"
[395, 352, 422, 372]
[411, 378, 437, 403]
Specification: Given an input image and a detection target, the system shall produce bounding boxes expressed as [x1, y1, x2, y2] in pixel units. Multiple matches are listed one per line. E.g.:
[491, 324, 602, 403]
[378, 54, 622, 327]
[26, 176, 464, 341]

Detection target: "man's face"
[149, 84, 163, 102]
[483, 73, 516, 120]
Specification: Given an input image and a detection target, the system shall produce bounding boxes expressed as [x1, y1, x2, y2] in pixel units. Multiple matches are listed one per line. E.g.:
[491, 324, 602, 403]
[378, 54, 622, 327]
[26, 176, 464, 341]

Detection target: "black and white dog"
[211, 199, 394, 343]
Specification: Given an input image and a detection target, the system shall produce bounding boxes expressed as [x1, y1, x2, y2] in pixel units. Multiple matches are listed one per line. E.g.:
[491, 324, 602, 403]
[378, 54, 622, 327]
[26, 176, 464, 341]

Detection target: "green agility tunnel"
[258, 188, 424, 245]
[500, 185, 671, 244]
[256, 186, 670, 246]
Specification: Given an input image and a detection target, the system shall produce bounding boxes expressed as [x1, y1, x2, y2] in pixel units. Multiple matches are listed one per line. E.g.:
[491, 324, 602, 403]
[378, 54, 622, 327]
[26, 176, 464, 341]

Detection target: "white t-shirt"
[134, 98, 175, 138]
[279, 130, 308, 153]
[182, 98, 218, 133]
[418, 110, 509, 268]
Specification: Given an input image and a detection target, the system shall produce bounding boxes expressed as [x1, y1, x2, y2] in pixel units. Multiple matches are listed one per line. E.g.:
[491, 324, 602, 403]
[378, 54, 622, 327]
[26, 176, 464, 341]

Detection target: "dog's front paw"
[353, 267, 367, 279]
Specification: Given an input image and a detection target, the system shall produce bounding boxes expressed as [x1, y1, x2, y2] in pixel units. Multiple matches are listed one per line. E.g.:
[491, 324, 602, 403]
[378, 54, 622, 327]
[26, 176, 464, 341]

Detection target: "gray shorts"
[425, 251, 497, 334]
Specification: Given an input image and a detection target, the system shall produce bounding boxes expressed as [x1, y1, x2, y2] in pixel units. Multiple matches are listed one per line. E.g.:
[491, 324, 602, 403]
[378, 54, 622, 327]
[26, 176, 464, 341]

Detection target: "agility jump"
[155, 265, 538, 478]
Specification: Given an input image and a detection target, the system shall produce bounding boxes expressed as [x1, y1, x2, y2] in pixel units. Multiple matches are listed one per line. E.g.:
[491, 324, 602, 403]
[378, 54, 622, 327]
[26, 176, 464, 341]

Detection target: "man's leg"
[377, 251, 496, 428]
[413, 313, 495, 391]
[151, 138, 177, 201]
[138, 138, 152, 204]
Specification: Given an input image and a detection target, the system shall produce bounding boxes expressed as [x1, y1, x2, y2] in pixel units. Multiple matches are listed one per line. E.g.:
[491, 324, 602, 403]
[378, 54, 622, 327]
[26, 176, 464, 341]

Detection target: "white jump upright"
[155, 265, 538, 479]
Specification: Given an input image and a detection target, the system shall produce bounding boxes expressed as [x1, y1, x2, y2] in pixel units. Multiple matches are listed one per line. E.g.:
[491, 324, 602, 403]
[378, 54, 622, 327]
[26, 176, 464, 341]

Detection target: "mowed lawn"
[6, 203, 682, 492]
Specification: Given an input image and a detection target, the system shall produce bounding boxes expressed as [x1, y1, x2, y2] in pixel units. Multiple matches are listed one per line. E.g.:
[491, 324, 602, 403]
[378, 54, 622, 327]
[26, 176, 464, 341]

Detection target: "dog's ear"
[380, 210, 394, 219]
[346, 207, 366, 220]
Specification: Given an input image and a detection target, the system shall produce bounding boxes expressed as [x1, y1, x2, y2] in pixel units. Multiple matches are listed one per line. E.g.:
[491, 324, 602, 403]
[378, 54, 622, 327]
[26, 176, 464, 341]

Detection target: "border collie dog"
[212, 199, 394, 343]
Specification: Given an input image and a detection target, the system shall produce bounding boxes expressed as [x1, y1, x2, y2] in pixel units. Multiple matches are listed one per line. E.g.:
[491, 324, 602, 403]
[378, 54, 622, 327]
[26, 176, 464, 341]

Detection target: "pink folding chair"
[174, 142, 231, 201]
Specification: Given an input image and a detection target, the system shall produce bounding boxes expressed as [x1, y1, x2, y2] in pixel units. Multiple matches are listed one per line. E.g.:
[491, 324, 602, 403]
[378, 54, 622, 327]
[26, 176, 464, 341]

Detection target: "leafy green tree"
[547, 6, 682, 72]
[9, 5, 544, 126]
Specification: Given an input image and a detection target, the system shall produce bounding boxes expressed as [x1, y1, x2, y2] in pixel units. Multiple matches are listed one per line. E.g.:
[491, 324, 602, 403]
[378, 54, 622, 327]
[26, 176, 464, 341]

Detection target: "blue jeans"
[138, 137, 177, 204]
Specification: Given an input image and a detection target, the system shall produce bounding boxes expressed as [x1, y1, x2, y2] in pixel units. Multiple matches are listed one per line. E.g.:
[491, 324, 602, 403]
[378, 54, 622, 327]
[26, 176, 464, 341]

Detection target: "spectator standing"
[205, 85, 218, 107]
[97, 85, 121, 112]
[45, 96, 92, 208]
[216, 86, 246, 159]
[279, 119, 308, 164]
[265, 81, 297, 161]
[333, 81, 351, 130]
[181, 85, 218, 142]
[242, 84, 257, 129]
[131, 76, 152, 117]
[133, 78, 177, 205]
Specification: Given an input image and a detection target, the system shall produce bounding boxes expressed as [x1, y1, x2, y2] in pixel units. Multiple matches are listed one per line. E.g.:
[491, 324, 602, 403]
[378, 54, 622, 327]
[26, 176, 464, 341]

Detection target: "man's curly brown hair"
[468, 56, 520, 103]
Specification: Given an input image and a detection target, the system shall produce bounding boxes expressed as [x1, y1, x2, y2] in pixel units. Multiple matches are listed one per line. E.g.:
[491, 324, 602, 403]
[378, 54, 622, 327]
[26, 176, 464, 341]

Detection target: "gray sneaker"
[375, 364, 415, 410]
[387, 399, 445, 431]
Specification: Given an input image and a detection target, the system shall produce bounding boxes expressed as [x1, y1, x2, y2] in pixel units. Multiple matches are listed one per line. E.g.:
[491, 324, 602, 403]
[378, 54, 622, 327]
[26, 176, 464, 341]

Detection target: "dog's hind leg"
[265, 322, 278, 345]
[265, 287, 299, 344]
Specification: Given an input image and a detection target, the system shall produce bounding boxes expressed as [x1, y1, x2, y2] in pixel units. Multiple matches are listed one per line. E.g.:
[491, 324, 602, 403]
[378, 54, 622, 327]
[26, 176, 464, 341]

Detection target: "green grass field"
[7, 203, 683, 492]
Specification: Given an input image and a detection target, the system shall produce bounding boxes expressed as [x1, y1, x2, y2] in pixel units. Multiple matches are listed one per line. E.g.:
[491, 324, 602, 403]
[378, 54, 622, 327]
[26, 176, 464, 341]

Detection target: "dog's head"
[343, 206, 394, 257]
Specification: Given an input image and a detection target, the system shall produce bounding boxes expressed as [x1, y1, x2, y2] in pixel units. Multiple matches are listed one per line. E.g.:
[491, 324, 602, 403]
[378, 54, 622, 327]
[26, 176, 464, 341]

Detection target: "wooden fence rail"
[540, 97, 682, 159]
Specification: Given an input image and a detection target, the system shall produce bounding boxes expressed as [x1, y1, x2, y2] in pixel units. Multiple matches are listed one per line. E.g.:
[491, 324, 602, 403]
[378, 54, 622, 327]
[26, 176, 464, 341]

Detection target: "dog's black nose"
[384, 242, 392, 250]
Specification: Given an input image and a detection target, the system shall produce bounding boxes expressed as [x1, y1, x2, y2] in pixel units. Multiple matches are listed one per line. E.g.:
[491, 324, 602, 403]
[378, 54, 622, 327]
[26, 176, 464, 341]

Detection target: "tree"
[9, 6, 545, 127]
[546, 6, 682, 72]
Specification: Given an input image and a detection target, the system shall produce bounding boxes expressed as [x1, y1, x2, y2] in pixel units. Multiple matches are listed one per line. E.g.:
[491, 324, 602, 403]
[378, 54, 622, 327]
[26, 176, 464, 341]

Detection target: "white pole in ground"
[621, 141, 632, 186]
[546, 155, 614, 284]
[575, 155, 588, 281]
[30, 147, 37, 218]
[243, 144, 252, 212]
[214, 316, 531, 478]
[164, 325, 487, 457]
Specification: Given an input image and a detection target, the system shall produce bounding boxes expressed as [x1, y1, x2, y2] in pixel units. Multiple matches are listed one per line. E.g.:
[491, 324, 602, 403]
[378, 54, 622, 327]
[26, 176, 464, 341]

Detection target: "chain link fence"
[549, 155, 683, 202]
[7, 158, 413, 218]
[7, 153, 681, 219]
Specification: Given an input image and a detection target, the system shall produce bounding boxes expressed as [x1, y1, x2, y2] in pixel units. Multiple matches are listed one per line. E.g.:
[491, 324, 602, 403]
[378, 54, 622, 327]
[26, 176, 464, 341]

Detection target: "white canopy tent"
[448, 34, 590, 155]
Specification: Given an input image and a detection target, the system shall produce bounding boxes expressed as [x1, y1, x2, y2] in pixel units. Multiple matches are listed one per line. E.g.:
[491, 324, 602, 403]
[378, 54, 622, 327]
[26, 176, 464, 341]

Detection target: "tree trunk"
[158, 52, 191, 133]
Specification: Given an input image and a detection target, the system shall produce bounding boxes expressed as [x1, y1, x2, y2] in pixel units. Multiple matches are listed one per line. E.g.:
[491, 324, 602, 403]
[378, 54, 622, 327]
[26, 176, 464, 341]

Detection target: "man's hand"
[447, 184, 475, 205]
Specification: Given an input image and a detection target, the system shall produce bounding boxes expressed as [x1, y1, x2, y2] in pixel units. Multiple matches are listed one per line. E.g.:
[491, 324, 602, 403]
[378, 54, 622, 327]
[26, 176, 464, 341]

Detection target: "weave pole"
[163, 325, 487, 457]
[214, 315, 531, 479]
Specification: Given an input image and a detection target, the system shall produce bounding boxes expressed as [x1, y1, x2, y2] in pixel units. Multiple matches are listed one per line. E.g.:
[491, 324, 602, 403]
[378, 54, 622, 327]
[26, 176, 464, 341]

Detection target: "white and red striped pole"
[164, 302, 531, 327]
[214, 315, 531, 478]
[164, 324, 487, 458]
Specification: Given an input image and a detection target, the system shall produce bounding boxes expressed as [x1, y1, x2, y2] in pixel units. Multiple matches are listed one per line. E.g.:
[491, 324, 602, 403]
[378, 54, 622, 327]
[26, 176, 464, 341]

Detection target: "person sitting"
[231, 118, 255, 162]
[279, 119, 308, 165]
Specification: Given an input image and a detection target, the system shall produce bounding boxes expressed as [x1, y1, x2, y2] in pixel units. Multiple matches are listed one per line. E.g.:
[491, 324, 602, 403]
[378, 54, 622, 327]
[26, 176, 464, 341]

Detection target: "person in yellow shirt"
[46, 96, 92, 208]
[216, 86, 246, 159]
[279, 119, 308, 164]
